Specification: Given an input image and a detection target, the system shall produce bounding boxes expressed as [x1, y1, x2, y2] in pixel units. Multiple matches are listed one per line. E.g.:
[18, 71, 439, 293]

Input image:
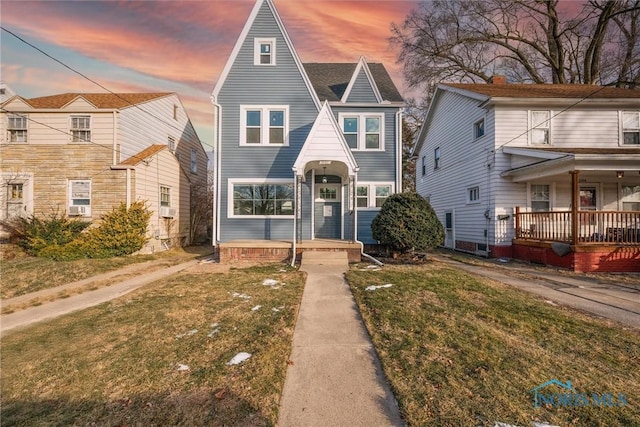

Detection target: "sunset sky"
[1, 0, 420, 149]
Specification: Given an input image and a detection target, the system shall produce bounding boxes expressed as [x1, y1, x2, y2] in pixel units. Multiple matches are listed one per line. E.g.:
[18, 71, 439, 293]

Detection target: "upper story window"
[68, 179, 91, 216]
[7, 114, 27, 143]
[240, 105, 289, 146]
[530, 110, 550, 145]
[173, 105, 178, 120]
[160, 186, 171, 207]
[434, 147, 441, 169]
[254, 38, 276, 65]
[339, 113, 384, 151]
[622, 111, 640, 145]
[190, 149, 197, 174]
[70, 115, 91, 143]
[421, 155, 426, 176]
[168, 136, 176, 151]
[467, 186, 480, 204]
[474, 119, 485, 139]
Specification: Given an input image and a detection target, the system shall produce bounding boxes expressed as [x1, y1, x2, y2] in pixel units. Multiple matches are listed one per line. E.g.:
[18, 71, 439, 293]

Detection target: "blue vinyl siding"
[346, 70, 378, 103]
[357, 210, 378, 244]
[343, 183, 354, 240]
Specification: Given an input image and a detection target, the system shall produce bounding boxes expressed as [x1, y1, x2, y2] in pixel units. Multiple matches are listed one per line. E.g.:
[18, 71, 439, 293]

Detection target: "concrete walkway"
[278, 251, 404, 427]
[1, 259, 199, 337]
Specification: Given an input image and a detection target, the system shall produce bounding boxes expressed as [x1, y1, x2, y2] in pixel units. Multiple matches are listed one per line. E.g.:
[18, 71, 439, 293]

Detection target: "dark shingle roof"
[303, 63, 403, 103]
[443, 83, 640, 99]
[23, 93, 172, 109]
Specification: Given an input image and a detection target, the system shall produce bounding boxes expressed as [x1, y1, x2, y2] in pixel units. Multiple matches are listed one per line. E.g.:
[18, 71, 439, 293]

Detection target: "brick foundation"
[219, 247, 291, 263]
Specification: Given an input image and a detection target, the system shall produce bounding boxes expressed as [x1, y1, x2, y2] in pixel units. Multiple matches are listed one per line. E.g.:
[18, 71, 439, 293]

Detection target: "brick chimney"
[489, 75, 507, 84]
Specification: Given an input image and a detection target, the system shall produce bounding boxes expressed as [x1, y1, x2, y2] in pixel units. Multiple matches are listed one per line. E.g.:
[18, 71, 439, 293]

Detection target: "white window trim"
[68, 179, 92, 217]
[338, 112, 385, 151]
[474, 118, 485, 140]
[466, 185, 481, 205]
[160, 185, 172, 207]
[620, 110, 640, 146]
[528, 110, 551, 145]
[168, 136, 176, 152]
[526, 182, 556, 212]
[228, 178, 294, 219]
[7, 113, 28, 143]
[254, 37, 276, 66]
[619, 182, 640, 210]
[355, 182, 395, 210]
[239, 105, 289, 146]
[69, 115, 91, 143]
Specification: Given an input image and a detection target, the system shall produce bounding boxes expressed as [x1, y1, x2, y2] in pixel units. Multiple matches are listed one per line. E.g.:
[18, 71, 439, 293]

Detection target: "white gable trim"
[210, 0, 320, 111]
[1, 96, 34, 110]
[341, 56, 383, 104]
[293, 101, 359, 177]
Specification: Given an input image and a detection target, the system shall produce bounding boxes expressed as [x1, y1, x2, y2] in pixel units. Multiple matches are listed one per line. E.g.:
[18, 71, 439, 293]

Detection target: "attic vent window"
[254, 38, 276, 65]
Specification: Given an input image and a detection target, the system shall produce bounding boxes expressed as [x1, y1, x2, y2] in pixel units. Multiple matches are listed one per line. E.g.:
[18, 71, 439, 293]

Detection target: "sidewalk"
[278, 251, 404, 427]
[0, 259, 201, 336]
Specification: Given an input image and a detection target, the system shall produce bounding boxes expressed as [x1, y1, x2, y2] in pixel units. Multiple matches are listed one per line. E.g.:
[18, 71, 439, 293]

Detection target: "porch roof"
[501, 147, 640, 182]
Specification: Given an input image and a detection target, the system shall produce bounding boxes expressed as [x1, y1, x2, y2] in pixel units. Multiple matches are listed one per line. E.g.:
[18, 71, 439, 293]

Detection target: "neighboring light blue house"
[211, 0, 404, 250]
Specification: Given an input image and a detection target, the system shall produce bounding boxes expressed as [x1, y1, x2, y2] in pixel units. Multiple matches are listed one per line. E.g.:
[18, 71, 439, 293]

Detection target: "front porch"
[219, 239, 362, 264]
[513, 208, 640, 272]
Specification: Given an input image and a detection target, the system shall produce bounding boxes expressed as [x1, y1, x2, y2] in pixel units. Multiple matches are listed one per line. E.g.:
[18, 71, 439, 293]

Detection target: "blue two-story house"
[211, 0, 403, 262]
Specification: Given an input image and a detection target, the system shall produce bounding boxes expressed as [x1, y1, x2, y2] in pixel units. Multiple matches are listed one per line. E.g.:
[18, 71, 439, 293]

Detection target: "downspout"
[211, 96, 221, 246]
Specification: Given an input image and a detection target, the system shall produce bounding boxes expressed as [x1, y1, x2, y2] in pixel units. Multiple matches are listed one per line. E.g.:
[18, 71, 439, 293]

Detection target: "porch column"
[349, 176, 356, 241]
[570, 170, 579, 245]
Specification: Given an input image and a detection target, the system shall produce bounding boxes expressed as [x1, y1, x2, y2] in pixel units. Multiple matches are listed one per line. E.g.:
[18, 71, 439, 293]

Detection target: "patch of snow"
[262, 279, 280, 287]
[251, 305, 262, 312]
[365, 284, 394, 291]
[545, 300, 558, 306]
[207, 328, 220, 337]
[497, 257, 510, 263]
[176, 329, 198, 338]
[226, 352, 252, 366]
[231, 292, 251, 300]
[532, 423, 560, 427]
[211, 322, 219, 328]
[493, 423, 522, 427]
[272, 305, 285, 313]
[177, 364, 190, 371]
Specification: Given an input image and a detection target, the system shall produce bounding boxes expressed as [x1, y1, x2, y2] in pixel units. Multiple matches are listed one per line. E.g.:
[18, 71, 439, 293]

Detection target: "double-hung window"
[168, 136, 176, 151]
[160, 186, 171, 207]
[71, 115, 91, 142]
[230, 180, 294, 217]
[254, 38, 275, 65]
[356, 183, 394, 209]
[467, 186, 480, 204]
[531, 184, 550, 212]
[474, 119, 485, 139]
[339, 113, 384, 151]
[240, 106, 288, 146]
[68, 179, 91, 216]
[7, 114, 27, 143]
[622, 111, 640, 145]
[434, 147, 441, 169]
[530, 110, 550, 145]
[621, 185, 640, 211]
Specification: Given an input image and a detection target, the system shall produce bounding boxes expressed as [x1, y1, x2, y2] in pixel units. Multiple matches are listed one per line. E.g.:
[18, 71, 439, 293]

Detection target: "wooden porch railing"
[515, 207, 640, 245]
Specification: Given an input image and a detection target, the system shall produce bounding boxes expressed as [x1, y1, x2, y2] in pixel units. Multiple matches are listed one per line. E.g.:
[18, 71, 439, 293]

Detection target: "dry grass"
[0, 244, 214, 300]
[1, 263, 305, 426]
[347, 262, 640, 427]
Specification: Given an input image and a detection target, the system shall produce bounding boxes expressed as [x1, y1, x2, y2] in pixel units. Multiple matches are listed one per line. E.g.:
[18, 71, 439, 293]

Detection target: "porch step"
[301, 250, 349, 266]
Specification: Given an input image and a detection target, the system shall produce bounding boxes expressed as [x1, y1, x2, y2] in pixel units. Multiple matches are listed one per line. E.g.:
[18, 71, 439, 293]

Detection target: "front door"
[315, 183, 341, 239]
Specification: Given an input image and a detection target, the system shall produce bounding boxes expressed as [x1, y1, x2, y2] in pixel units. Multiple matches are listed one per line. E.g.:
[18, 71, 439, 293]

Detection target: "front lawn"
[347, 262, 640, 427]
[1, 264, 305, 426]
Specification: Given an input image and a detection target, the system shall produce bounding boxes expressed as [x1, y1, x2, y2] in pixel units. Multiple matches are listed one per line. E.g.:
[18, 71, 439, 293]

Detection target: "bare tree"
[392, 0, 640, 93]
[189, 168, 213, 245]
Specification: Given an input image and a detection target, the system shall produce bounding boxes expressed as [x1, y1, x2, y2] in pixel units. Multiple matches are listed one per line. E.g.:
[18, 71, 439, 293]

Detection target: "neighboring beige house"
[0, 92, 208, 251]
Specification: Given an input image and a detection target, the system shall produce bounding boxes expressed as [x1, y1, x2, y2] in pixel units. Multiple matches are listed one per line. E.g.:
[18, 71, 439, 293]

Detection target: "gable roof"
[18, 93, 172, 109]
[211, 0, 320, 110]
[120, 144, 169, 166]
[304, 62, 403, 103]
[442, 83, 640, 99]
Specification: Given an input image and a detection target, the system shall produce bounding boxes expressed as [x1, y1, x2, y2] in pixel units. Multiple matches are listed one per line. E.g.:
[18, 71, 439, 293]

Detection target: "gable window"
[160, 186, 171, 207]
[7, 114, 27, 143]
[339, 113, 384, 151]
[474, 119, 485, 139]
[230, 180, 294, 217]
[467, 186, 480, 204]
[70, 115, 91, 142]
[356, 182, 394, 209]
[531, 184, 550, 212]
[254, 38, 276, 65]
[190, 149, 197, 174]
[68, 179, 91, 216]
[421, 155, 426, 176]
[240, 106, 289, 146]
[622, 111, 640, 145]
[168, 136, 176, 151]
[434, 147, 440, 169]
[531, 110, 550, 145]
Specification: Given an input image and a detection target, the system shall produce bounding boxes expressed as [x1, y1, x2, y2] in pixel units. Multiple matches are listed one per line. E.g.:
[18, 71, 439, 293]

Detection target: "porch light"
[322, 167, 328, 184]
[616, 171, 624, 179]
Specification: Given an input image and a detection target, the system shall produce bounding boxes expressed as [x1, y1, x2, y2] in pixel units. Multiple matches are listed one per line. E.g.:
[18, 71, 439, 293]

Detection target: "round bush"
[371, 192, 444, 253]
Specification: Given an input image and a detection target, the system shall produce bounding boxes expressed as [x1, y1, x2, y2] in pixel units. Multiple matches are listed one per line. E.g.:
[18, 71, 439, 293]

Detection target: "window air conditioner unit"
[160, 207, 176, 218]
[69, 206, 87, 216]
